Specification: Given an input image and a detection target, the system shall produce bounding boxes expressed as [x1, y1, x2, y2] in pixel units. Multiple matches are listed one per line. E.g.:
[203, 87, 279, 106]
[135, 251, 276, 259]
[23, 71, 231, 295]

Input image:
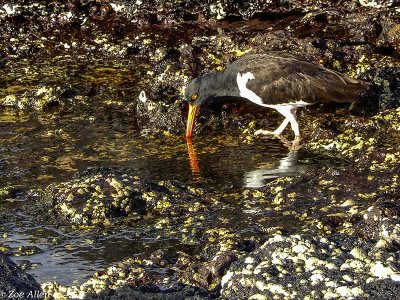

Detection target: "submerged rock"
[0, 253, 43, 299]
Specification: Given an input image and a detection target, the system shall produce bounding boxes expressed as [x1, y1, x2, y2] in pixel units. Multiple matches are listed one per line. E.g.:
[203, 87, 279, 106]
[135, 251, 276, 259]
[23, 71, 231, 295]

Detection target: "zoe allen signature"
[1, 290, 48, 299]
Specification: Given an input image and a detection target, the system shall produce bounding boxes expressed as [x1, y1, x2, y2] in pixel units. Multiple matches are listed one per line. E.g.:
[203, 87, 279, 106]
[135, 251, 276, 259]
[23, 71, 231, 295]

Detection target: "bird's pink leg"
[254, 117, 290, 136]
[254, 106, 302, 150]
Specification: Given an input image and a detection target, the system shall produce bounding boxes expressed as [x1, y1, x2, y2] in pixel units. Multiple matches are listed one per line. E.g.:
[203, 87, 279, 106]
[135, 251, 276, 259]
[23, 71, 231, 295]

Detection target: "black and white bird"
[185, 52, 369, 147]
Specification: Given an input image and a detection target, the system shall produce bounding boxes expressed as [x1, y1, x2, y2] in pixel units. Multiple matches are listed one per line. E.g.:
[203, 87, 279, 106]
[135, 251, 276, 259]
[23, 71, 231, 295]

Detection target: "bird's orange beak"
[185, 104, 200, 138]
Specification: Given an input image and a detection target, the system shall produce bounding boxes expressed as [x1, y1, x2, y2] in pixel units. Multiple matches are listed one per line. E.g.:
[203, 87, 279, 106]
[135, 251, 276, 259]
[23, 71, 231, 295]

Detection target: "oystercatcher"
[185, 52, 369, 148]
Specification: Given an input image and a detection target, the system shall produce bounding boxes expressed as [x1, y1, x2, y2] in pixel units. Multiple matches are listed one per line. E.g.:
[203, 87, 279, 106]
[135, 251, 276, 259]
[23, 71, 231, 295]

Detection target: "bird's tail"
[324, 69, 378, 116]
[318, 67, 372, 106]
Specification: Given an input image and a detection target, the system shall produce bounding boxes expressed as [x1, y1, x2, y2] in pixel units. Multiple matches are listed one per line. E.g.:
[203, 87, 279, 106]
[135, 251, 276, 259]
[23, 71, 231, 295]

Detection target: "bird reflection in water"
[244, 150, 308, 188]
[186, 137, 308, 188]
[186, 138, 200, 177]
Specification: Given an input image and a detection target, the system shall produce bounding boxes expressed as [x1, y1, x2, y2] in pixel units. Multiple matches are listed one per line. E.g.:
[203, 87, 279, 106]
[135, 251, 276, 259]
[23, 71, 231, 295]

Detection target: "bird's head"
[185, 77, 207, 138]
[185, 72, 221, 138]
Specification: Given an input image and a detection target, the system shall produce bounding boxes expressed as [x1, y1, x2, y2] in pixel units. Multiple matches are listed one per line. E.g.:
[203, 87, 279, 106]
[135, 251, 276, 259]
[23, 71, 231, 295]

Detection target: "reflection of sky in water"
[4, 228, 101, 285]
[4, 227, 160, 285]
[244, 151, 309, 188]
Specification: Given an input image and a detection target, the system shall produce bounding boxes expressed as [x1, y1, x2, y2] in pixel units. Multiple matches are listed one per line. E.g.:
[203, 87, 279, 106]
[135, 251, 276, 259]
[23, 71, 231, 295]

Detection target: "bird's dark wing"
[228, 53, 369, 104]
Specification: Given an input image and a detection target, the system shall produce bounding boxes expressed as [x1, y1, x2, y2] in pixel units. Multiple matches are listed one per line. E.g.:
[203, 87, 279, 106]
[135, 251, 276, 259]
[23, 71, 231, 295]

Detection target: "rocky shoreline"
[1, 106, 399, 299]
[1, 0, 400, 299]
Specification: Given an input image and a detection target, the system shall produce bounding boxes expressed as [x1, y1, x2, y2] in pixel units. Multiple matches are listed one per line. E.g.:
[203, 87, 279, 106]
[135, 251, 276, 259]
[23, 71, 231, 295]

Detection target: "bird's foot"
[290, 136, 302, 151]
[254, 129, 282, 137]
[279, 136, 302, 151]
[255, 129, 302, 151]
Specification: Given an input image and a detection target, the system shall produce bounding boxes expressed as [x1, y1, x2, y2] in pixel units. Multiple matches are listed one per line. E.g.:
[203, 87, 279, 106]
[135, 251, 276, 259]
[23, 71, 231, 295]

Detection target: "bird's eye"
[191, 94, 198, 101]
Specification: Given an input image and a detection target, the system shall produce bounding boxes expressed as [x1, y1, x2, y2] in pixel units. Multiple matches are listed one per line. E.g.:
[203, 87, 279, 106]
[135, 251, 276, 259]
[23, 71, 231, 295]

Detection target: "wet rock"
[210, 251, 238, 277]
[180, 250, 238, 290]
[385, 23, 400, 51]
[41, 256, 210, 300]
[377, 19, 400, 52]
[136, 91, 186, 134]
[0, 253, 43, 299]
[354, 201, 400, 248]
[150, 249, 175, 267]
[373, 67, 400, 109]
[16, 260, 41, 271]
[42, 168, 209, 227]
[0, 84, 85, 110]
[220, 234, 400, 299]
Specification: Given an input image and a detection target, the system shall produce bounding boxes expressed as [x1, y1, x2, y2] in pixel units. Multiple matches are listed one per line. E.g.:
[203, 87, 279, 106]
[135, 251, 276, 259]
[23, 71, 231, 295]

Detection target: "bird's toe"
[276, 135, 302, 151]
[290, 136, 302, 151]
[254, 129, 276, 136]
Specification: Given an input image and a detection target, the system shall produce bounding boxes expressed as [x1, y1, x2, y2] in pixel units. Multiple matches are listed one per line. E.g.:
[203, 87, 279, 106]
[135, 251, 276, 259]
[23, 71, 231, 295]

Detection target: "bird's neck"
[202, 70, 241, 99]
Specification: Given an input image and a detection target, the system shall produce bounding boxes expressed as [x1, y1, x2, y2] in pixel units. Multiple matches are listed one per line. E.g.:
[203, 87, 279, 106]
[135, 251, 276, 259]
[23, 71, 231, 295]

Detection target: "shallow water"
[0, 59, 314, 285]
[0, 105, 312, 193]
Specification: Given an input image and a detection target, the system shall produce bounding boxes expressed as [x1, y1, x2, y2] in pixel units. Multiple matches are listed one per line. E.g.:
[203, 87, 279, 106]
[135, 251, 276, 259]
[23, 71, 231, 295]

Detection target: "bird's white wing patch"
[236, 72, 264, 105]
[237, 72, 312, 109]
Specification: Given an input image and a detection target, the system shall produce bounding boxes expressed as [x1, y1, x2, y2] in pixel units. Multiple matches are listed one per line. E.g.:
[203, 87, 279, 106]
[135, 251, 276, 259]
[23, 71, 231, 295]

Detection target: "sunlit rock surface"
[220, 234, 400, 299]
[42, 168, 212, 227]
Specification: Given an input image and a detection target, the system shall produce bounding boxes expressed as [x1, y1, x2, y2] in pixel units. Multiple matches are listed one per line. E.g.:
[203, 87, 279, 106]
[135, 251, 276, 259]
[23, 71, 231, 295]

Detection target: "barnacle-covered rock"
[42, 168, 210, 227]
[41, 255, 211, 300]
[220, 234, 400, 299]
[0, 84, 85, 110]
[1, 1, 400, 299]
